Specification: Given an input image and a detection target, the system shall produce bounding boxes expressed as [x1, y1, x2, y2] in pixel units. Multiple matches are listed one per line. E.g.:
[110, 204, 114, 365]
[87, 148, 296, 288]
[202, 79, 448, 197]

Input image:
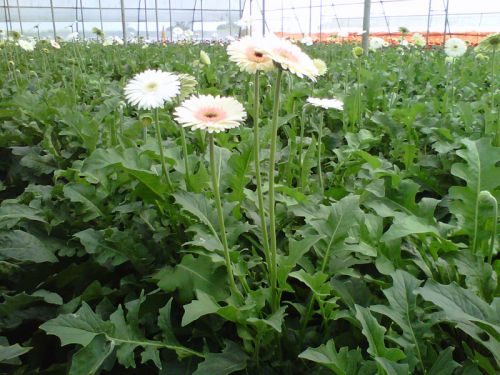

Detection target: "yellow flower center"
[145, 82, 158, 92]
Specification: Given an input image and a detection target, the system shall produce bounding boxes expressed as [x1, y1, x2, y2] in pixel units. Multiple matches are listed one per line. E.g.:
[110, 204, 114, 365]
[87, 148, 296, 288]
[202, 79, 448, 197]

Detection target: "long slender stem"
[209, 134, 243, 300]
[268, 68, 283, 312]
[179, 126, 192, 189]
[252, 72, 271, 272]
[154, 108, 172, 188]
[317, 112, 324, 193]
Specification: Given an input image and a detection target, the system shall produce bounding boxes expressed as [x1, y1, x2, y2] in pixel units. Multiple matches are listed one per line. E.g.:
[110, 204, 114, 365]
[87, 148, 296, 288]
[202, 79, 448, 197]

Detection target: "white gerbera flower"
[113, 36, 124, 45]
[102, 38, 113, 46]
[236, 15, 258, 28]
[174, 95, 247, 133]
[227, 36, 274, 73]
[301, 36, 313, 46]
[18, 39, 35, 51]
[312, 59, 327, 76]
[66, 32, 79, 41]
[50, 40, 60, 49]
[307, 97, 344, 110]
[184, 30, 194, 39]
[172, 27, 184, 37]
[369, 37, 385, 50]
[124, 69, 180, 110]
[444, 38, 467, 57]
[400, 39, 409, 47]
[263, 37, 318, 80]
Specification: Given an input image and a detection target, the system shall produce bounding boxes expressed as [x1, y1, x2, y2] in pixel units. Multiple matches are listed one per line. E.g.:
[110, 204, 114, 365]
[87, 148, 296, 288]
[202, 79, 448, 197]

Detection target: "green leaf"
[68, 334, 114, 375]
[182, 290, 220, 327]
[156, 254, 228, 302]
[246, 306, 288, 333]
[427, 347, 460, 375]
[193, 341, 248, 375]
[417, 280, 500, 366]
[173, 191, 218, 237]
[299, 339, 363, 375]
[370, 270, 426, 372]
[158, 299, 181, 346]
[0, 344, 32, 363]
[289, 269, 330, 297]
[63, 183, 105, 222]
[0, 230, 58, 263]
[40, 302, 114, 346]
[0, 203, 47, 229]
[354, 305, 406, 362]
[375, 357, 409, 375]
[448, 138, 500, 253]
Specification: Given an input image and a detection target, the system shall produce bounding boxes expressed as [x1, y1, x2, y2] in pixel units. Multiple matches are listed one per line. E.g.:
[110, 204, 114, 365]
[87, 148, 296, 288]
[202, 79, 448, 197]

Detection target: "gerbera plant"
[124, 69, 180, 187]
[174, 94, 247, 300]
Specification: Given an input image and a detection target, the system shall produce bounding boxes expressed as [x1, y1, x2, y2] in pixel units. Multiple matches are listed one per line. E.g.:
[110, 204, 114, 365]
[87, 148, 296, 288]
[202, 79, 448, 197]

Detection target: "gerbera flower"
[477, 33, 500, 53]
[66, 32, 79, 41]
[18, 39, 35, 51]
[307, 97, 344, 110]
[124, 69, 180, 110]
[174, 95, 247, 133]
[369, 37, 385, 50]
[172, 27, 184, 37]
[301, 36, 313, 46]
[200, 50, 211, 65]
[227, 36, 274, 73]
[263, 37, 318, 80]
[312, 59, 327, 76]
[444, 38, 467, 57]
[50, 40, 60, 49]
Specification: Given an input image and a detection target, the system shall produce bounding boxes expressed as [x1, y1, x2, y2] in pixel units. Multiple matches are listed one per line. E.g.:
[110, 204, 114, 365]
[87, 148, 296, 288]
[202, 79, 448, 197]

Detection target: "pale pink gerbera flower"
[227, 36, 274, 73]
[124, 69, 180, 110]
[174, 95, 247, 133]
[263, 37, 319, 80]
[50, 40, 61, 49]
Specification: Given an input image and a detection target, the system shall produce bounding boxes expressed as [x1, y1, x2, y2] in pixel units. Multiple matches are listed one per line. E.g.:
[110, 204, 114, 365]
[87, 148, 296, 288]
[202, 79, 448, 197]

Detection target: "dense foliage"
[0, 40, 499, 374]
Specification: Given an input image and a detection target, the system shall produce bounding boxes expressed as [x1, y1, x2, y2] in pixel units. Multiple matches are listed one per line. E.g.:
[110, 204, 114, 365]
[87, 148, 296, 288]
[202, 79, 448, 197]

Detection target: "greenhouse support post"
[120, 0, 127, 44]
[362, 0, 371, 54]
[49, 0, 56, 40]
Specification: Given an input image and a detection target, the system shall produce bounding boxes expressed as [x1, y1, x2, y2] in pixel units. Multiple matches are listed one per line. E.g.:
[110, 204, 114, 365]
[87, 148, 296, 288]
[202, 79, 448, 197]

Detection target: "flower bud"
[200, 50, 211, 65]
[352, 46, 363, 58]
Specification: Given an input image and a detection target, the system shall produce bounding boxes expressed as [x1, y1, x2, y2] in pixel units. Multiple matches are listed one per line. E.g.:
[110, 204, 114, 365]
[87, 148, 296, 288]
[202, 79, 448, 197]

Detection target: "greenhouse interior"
[0, 0, 499, 374]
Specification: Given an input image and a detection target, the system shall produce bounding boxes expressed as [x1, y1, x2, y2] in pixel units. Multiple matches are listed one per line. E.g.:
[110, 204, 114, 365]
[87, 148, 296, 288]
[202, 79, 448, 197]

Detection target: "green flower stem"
[298, 109, 307, 193]
[491, 49, 499, 146]
[356, 57, 362, 131]
[143, 124, 148, 143]
[488, 199, 497, 265]
[209, 134, 243, 300]
[253, 72, 271, 271]
[179, 126, 192, 190]
[154, 108, 173, 188]
[268, 68, 283, 312]
[317, 112, 324, 193]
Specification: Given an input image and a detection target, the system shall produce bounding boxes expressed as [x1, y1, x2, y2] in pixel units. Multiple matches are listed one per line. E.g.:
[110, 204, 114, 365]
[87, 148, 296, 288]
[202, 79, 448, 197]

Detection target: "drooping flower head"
[227, 36, 274, 74]
[312, 59, 328, 76]
[124, 69, 180, 110]
[50, 40, 61, 49]
[262, 37, 319, 80]
[172, 27, 184, 37]
[174, 95, 247, 133]
[200, 50, 211, 65]
[307, 97, 344, 111]
[352, 46, 364, 58]
[444, 38, 467, 58]
[477, 33, 500, 53]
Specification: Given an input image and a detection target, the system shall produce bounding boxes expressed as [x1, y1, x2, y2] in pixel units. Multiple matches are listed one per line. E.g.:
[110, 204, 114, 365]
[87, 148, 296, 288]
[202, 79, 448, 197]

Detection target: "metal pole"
[425, 0, 432, 46]
[200, 0, 204, 40]
[168, 0, 173, 41]
[262, 0, 265, 36]
[442, 0, 450, 46]
[229, 0, 232, 36]
[49, 0, 57, 40]
[144, 0, 149, 40]
[98, 0, 103, 32]
[15, 0, 22, 34]
[155, 0, 159, 41]
[361, 0, 371, 54]
[309, 0, 312, 36]
[79, 0, 85, 40]
[75, 0, 78, 34]
[3, 0, 10, 39]
[319, 0, 323, 42]
[281, 0, 283, 36]
[5, 0, 12, 32]
[120, 0, 127, 44]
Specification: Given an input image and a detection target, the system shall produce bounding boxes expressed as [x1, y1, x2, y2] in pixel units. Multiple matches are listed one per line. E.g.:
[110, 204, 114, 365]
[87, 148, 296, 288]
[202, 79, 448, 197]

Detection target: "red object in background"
[275, 31, 495, 46]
